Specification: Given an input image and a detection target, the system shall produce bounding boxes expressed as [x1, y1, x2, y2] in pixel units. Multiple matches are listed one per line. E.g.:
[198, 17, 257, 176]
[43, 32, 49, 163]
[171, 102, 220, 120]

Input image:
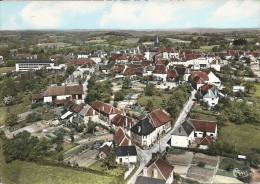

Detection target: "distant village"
[0, 31, 260, 184]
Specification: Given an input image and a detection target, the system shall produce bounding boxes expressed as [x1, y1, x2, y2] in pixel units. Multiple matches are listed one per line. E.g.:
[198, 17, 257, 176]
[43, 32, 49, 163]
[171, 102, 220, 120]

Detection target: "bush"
[197, 161, 205, 167]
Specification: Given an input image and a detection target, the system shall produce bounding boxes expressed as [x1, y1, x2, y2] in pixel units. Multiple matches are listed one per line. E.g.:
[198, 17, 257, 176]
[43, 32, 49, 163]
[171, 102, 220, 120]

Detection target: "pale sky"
[1, 0, 259, 30]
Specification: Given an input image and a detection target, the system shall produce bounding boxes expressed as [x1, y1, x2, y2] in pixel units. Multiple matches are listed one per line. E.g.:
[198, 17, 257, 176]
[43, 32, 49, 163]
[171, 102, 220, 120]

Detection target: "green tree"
[114, 90, 126, 101]
[103, 152, 118, 170]
[5, 111, 18, 127]
[146, 100, 154, 112]
[144, 84, 156, 96]
[66, 66, 75, 75]
[88, 121, 96, 133]
[122, 77, 131, 89]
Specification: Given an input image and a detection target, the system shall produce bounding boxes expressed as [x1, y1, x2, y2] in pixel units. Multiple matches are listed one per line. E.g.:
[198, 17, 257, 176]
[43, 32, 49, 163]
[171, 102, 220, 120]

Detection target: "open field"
[0, 67, 15, 73]
[167, 38, 191, 44]
[137, 90, 172, 109]
[189, 104, 217, 121]
[219, 157, 250, 170]
[121, 37, 139, 44]
[0, 160, 117, 184]
[89, 160, 126, 177]
[193, 45, 219, 52]
[218, 121, 260, 158]
[192, 153, 219, 167]
[214, 175, 243, 183]
[249, 83, 260, 100]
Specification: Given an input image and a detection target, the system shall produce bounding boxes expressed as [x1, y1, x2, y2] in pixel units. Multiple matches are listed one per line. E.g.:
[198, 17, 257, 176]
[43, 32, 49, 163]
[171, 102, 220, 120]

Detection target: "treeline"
[85, 75, 113, 104]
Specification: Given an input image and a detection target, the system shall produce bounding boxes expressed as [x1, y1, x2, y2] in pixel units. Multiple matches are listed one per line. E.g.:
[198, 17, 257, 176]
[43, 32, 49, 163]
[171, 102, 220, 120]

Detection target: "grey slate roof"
[78, 104, 91, 117]
[172, 120, 194, 136]
[114, 146, 137, 157]
[64, 101, 74, 110]
[135, 176, 165, 184]
[131, 117, 155, 136]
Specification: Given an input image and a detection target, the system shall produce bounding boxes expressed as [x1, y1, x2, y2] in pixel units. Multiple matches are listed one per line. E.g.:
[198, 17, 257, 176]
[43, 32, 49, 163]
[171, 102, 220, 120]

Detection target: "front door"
[120, 158, 122, 163]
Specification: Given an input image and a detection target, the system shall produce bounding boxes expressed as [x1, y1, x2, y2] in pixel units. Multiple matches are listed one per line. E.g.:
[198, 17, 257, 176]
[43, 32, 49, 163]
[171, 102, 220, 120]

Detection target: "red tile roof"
[17, 53, 32, 58]
[157, 59, 168, 65]
[123, 67, 144, 75]
[91, 100, 121, 115]
[201, 83, 213, 92]
[207, 53, 216, 58]
[167, 69, 178, 78]
[190, 71, 209, 84]
[44, 85, 84, 97]
[74, 103, 85, 113]
[54, 97, 71, 106]
[111, 114, 134, 129]
[112, 64, 125, 72]
[152, 65, 166, 74]
[155, 158, 174, 180]
[169, 57, 180, 62]
[199, 135, 213, 145]
[70, 58, 95, 66]
[190, 119, 217, 133]
[110, 53, 127, 60]
[32, 93, 44, 100]
[114, 127, 133, 146]
[100, 144, 110, 156]
[149, 109, 171, 128]
[158, 47, 173, 53]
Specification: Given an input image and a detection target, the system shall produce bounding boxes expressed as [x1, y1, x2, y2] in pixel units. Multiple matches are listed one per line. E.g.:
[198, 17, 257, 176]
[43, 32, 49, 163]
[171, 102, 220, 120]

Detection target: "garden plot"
[187, 166, 214, 183]
[167, 151, 193, 166]
[65, 149, 99, 167]
[192, 153, 219, 168]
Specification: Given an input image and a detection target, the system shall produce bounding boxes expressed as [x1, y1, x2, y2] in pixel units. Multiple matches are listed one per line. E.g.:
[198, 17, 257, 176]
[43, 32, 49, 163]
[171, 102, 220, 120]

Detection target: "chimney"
[178, 127, 182, 134]
[138, 126, 141, 133]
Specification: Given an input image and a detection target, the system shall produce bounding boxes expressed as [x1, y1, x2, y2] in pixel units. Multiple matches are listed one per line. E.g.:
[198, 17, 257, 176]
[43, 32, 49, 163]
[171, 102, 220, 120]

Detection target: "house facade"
[15, 61, 54, 72]
[114, 146, 137, 164]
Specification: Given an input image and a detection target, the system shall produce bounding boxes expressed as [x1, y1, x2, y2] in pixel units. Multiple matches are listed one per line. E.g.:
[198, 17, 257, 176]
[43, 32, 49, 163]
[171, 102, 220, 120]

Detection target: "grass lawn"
[0, 67, 14, 74]
[219, 157, 249, 170]
[248, 83, 260, 100]
[0, 160, 117, 184]
[218, 121, 260, 158]
[193, 45, 219, 52]
[137, 90, 172, 109]
[189, 104, 217, 121]
[0, 94, 31, 125]
[89, 160, 126, 177]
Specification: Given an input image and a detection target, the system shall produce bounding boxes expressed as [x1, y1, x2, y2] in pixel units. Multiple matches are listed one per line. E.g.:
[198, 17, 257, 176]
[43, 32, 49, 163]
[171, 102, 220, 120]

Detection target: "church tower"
[154, 35, 159, 47]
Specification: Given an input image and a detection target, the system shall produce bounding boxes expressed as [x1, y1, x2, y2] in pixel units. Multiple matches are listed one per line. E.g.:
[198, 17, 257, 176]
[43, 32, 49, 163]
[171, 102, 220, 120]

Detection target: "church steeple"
[154, 35, 159, 47]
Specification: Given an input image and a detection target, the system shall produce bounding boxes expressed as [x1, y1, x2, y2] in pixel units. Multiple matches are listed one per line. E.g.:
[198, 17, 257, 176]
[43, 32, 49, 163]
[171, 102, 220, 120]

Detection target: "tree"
[66, 66, 75, 75]
[146, 100, 154, 112]
[144, 84, 156, 96]
[88, 121, 96, 133]
[244, 81, 256, 94]
[5, 111, 18, 127]
[114, 90, 126, 101]
[3, 131, 50, 163]
[103, 152, 118, 170]
[122, 77, 131, 89]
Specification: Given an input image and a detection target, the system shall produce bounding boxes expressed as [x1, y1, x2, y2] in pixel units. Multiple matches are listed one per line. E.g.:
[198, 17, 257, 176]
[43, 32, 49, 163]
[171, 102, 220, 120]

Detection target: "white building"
[233, 86, 245, 93]
[114, 146, 137, 164]
[171, 120, 194, 148]
[15, 61, 54, 72]
[77, 52, 89, 59]
[43, 84, 84, 104]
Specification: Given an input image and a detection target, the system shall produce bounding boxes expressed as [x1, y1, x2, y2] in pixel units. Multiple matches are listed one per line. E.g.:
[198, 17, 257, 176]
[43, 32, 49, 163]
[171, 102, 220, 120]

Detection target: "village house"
[137, 155, 174, 184]
[114, 146, 138, 164]
[171, 118, 217, 149]
[69, 58, 95, 67]
[171, 120, 194, 148]
[114, 127, 133, 146]
[91, 100, 122, 122]
[111, 114, 135, 131]
[77, 52, 89, 59]
[152, 65, 167, 81]
[16, 53, 37, 60]
[43, 84, 84, 104]
[110, 53, 128, 63]
[98, 144, 111, 160]
[131, 109, 171, 149]
[200, 84, 219, 107]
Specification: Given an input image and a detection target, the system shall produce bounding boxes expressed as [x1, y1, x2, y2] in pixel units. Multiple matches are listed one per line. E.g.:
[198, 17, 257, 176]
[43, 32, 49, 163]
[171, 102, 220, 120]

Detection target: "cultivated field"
[167, 151, 193, 166]
[0, 67, 14, 74]
[192, 153, 219, 168]
[187, 166, 214, 183]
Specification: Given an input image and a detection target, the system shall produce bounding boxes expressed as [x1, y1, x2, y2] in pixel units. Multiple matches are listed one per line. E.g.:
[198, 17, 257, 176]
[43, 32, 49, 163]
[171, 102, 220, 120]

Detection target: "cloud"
[9, 16, 17, 30]
[208, 0, 259, 24]
[100, 2, 177, 28]
[99, 0, 216, 29]
[20, 1, 106, 28]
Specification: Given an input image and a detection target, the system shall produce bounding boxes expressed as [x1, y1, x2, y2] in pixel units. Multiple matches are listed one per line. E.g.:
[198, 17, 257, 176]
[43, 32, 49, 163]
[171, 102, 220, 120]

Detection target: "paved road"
[127, 89, 197, 184]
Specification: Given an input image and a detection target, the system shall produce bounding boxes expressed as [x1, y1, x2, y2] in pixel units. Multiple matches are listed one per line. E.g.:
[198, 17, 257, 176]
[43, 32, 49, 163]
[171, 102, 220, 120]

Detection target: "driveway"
[127, 89, 197, 184]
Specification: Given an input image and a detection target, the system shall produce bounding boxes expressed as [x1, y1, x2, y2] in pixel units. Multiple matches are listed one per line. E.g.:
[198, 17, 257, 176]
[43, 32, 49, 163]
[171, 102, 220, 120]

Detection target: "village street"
[127, 89, 197, 184]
